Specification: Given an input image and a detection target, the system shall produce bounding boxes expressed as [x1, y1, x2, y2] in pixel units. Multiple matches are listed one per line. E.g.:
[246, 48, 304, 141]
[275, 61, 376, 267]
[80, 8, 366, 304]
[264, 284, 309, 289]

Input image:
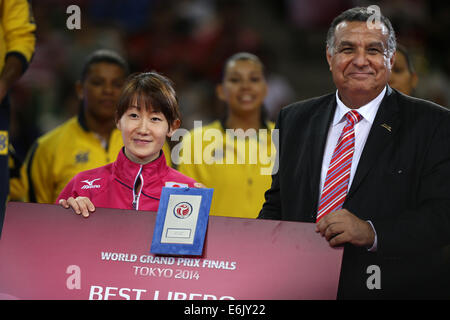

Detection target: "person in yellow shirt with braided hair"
[0, 0, 36, 233]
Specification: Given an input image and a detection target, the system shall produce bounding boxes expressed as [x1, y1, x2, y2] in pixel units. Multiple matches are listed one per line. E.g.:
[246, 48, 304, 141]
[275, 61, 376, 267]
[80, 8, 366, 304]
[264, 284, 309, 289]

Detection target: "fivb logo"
[173, 202, 193, 219]
[170, 121, 279, 175]
[81, 178, 101, 190]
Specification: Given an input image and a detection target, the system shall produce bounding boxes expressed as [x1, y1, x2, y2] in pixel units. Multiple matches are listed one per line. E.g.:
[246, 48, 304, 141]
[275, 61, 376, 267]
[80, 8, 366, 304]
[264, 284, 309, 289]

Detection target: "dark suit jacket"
[259, 86, 450, 299]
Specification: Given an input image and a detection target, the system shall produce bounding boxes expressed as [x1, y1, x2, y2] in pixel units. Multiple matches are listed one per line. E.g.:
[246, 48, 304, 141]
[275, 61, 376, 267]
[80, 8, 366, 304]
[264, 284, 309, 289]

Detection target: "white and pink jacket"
[56, 149, 197, 212]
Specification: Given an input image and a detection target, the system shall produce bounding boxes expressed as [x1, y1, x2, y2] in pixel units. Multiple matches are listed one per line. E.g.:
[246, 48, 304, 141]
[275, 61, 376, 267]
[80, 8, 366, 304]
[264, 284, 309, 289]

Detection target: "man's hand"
[59, 196, 96, 218]
[0, 55, 25, 101]
[0, 80, 7, 101]
[315, 209, 375, 248]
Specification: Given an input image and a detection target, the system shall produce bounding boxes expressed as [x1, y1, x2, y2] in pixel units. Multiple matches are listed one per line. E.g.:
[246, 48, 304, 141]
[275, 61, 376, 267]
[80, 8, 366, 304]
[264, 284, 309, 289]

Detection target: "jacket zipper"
[132, 165, 144, 210]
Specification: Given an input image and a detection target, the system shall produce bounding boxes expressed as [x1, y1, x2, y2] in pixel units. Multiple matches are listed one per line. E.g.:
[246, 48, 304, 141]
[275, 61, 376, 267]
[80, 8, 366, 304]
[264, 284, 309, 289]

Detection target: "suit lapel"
[308, 96, 337, 212]
[346, 86, 401, 200]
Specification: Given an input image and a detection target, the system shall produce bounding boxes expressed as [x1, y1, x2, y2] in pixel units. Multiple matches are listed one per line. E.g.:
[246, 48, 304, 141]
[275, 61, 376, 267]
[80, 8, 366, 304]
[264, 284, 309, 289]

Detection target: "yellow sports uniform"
[21, 113, 172, 204]
[177, 120, 276, 219]
[23, 115, 124, 203]
[0, 0, 36, 72]
[1, 0, 36, 218]
[8, 144, 24, 200]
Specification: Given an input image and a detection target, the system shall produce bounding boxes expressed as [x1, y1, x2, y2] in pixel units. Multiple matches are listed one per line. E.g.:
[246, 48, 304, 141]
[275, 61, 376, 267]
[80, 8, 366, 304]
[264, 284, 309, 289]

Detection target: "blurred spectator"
[389, 44, 418, 95]
[6, 0, 450, 190]
[19, 50, 129, 204]
[177, 52, 275, 219]
[165, 63, 215, 130]
[0, 0, 36, 233]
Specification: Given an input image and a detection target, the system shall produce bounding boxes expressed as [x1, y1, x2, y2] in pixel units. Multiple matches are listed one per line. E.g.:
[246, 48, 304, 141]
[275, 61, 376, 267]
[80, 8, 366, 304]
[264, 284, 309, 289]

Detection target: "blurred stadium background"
[9, 0, 450, 161]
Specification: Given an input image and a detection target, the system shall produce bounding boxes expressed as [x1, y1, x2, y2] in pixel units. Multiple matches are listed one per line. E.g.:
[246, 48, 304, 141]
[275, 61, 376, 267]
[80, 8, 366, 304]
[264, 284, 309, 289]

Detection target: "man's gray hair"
[326, 7, 397, 57]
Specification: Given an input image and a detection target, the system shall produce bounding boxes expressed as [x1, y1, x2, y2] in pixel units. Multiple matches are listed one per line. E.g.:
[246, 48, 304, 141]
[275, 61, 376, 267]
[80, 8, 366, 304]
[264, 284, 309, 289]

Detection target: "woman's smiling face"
[116, 96, 175, 165]
[217, 59, 268, 116]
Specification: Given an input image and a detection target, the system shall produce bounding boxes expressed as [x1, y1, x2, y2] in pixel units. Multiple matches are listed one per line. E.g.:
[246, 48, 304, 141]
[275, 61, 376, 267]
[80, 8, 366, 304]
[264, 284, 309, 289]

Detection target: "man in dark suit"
[258, 7, 450, 299]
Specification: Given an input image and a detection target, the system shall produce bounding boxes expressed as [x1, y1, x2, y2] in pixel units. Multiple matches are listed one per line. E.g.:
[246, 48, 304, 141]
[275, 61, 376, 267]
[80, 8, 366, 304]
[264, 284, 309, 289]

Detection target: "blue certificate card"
[150, 187, 213, 256]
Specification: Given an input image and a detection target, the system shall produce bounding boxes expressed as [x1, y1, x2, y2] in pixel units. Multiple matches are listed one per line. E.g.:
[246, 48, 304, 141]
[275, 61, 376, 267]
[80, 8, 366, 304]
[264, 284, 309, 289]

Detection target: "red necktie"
[316, 110, 362, 222]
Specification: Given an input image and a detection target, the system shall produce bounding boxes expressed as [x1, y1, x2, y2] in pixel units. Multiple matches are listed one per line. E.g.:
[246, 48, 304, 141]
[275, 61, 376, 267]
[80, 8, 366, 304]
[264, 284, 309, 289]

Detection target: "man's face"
[326, 21, 395, 107]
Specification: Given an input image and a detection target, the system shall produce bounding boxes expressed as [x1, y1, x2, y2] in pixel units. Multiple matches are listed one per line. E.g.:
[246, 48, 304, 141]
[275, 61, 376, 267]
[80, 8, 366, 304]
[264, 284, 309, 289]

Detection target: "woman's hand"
[59, 196, 96, 218]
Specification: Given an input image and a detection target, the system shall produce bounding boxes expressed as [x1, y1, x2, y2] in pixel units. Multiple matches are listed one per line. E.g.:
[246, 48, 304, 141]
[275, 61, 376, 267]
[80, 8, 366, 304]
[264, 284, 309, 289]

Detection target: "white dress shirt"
[319, 86, 386, 251]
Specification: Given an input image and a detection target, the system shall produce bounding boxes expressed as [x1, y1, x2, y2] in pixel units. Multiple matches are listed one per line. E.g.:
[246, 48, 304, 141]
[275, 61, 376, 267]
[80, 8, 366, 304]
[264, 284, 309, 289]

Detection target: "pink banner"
[0, 202, 342, 300]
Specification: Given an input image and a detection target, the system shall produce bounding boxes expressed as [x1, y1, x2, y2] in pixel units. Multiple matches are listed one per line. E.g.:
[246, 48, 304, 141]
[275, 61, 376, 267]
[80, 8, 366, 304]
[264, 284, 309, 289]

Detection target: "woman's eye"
[129, 113, 139, 119]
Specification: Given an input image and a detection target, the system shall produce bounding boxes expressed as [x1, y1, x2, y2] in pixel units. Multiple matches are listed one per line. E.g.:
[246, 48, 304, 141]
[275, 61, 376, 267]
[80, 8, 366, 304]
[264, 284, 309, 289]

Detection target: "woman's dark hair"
[116, 72, 181, 127]
[220, 52, 269, 127]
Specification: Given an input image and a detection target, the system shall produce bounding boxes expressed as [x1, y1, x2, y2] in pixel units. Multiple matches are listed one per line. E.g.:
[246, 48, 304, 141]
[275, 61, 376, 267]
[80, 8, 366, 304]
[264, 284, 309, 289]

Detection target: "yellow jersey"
[177, 120, 276, 219]
[8, 144, 24, 200]
[0, 0, 36, 72]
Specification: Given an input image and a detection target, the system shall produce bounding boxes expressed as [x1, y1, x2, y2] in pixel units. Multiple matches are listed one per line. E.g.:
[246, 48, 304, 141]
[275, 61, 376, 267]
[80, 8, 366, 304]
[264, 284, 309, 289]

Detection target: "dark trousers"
[0, 95, 10, 237]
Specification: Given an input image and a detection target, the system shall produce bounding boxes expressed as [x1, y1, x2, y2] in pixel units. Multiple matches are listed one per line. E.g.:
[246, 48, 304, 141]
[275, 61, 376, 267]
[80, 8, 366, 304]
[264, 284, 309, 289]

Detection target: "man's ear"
[326, 47, 333, 71]
[167, 119, 181, 138]
[75, 80, 84, 100]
